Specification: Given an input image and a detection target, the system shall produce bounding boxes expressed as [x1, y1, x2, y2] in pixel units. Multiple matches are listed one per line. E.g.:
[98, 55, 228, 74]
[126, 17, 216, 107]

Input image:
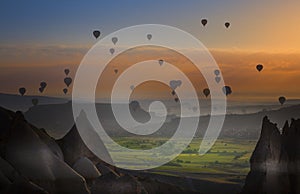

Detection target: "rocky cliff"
[242, 116, 300, 194]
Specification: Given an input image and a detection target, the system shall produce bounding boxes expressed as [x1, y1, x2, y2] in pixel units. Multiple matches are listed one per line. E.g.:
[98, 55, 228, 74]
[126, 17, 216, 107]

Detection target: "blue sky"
[0, 1, 225, 44]
[2, 0, 298, 50]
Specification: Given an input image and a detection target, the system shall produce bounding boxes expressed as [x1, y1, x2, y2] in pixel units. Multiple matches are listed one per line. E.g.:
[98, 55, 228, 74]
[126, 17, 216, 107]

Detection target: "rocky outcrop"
[0, 107, 90, 194]
[72, 157, 101, 179]
[282, 118, 300, 193]
[242, 116, 300, 194]
[0, 106, 224, 194]
[56, 111, 117, 176]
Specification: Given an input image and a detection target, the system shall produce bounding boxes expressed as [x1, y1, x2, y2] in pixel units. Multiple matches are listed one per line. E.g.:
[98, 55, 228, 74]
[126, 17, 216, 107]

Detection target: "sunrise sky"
[0, 0, 300, 102]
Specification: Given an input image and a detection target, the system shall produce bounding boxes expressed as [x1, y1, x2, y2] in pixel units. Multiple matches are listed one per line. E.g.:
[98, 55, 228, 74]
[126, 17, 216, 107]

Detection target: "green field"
[114, 137, 257, 184]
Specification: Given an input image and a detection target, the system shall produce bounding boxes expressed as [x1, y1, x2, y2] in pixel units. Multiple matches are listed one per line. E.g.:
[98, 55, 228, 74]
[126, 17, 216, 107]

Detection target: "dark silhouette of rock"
[242, 117, 300, 194]
[56, 111, 117, 177]
[96, 163, 119, 177]
[72, 157, 101, 179]
[0, 107, 90, 194]
[90, 173, 148, 194]
[56, 112, 113, 164]
[24, 99, 300, 140]
[282, 118, 300, 193]
[5, 176, 49, 194]
[0, 106, 245, 194]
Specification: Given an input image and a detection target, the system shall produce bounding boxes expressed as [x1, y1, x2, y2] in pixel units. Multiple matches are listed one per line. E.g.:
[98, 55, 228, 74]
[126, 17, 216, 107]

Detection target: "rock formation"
[0, 106, 201, 194]
[0, 107, 90, 194]
[242, 116, 300, 194]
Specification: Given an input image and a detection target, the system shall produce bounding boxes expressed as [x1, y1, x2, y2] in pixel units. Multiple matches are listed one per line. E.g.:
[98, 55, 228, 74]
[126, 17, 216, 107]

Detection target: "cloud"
[0, 45, 299, 101]
[0, 44, 89, 67]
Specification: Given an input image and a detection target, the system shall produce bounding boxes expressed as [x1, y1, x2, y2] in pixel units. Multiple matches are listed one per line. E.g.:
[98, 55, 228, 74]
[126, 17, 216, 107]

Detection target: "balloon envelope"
[112, 37, 118, 45]
[64, 77, 72, 87]
[201, 19, 208, 26]
[40, 81, 47, 89]
[215, 77, 221, 83]
[256, 64, 263, 72]
[225, 22, 230, 28]
[174, 97, 179, 102]
[110, 48, 115, 55]
[130, 101, 139, 111]
[64, 69, 70, 75]
[278, 96, 286, 105]
[203, 88, 210, 97]
[63, 88, 68, 94]
[114, 69, 118, 74]
[19, 87, 26, 96]
[214, 70, 220, 76]
[222, 86, 232, 96]
[147, 34, 152, 40]
[39, 87, 44, 93]
[169, 80, 182, 90]
[171, 90, 176, 96]
[158, 59, 164, 66]
[93, 30, 101, 39]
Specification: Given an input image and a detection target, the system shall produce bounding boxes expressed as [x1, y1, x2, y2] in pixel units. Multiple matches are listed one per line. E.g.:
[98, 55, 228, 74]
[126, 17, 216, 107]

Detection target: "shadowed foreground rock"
[0, 107, 203, 194]
[0, 107, 90, 194]
[242, 116, 300, 194]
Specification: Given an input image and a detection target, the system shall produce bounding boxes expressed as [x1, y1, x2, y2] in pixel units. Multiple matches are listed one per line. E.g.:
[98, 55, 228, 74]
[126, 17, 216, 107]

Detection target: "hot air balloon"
[278, 96, 286, 105]
[39, 87, 44, 93]
[171, 90, 176, 96]
[147, 34, 152, 40]
[214, 70, 220, 76]
[40, 81, 47, 89]
[158, 59, 164, 66]
[215, 77, 221, 83]
[32, 98, 39, 106]
[130, 85, 135, 91]
[93, 30, 101, 39]
[222, 86, 232, 96]
[174, 97, 179, 102]
[114, 69, 118, 74]
[112, 37, 118, 45]
[110, 48, 115, 55]
[130, 101, 139, 111]
[203, 88, 210, 97]
[201, 19, 208, 26]
[64, 68, 70, 75]
[19, 87, 26, 96]
[63, 88, 68, 94]
[169, 80, 182, 90]
[256, 64, 263, 72]
[225, 22, 230, 28]
[64, 77, 72, 87]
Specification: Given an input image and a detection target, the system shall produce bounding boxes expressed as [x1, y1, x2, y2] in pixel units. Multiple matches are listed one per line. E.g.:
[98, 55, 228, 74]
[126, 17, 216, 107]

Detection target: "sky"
[0, 0, 300, 102]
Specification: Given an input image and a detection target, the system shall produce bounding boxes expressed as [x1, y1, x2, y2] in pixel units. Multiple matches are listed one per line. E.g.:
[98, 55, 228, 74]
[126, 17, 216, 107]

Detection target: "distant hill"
[196, 104, 300, 139]
[24, 97, 300, 139]
[0, 93, 68, 112]
[25, 101, 151, 139]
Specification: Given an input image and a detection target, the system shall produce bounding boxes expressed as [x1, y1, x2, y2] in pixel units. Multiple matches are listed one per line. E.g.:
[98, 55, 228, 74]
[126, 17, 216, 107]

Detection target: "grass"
[112, 137, 257, 184]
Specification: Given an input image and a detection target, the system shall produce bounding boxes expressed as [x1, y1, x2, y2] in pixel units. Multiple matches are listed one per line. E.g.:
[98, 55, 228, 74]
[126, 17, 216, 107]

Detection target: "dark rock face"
[0, 107, 90, 194]
[56, 111, 118, 177]
[242, 116, 300, 194]
[0, 106, 238, 194]
[282, 118, 300, 193]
